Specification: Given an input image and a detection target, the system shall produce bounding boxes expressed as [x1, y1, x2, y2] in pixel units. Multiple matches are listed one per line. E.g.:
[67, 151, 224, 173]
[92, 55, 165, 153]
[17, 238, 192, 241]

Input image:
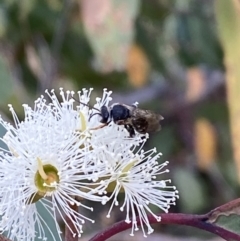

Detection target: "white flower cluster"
[0, 88, 178, 241]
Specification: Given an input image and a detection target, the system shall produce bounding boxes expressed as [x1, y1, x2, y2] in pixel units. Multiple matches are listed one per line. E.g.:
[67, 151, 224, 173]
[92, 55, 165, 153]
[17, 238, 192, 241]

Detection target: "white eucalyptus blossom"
[0, 95, 108, 240]
[89, 140, 179, 237]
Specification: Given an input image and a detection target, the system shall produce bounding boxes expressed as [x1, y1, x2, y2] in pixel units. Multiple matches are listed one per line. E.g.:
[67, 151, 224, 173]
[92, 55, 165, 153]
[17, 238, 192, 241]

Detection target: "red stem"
[89, 213, 240, 241]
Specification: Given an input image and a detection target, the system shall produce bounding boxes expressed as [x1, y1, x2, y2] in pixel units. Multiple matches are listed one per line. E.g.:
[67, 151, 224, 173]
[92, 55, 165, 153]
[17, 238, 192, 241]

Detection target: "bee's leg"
[115, 120, 125, 125]
[124, 124, 135, 138]
[90, 120, 112, 130]
[90, 123, 108, 130]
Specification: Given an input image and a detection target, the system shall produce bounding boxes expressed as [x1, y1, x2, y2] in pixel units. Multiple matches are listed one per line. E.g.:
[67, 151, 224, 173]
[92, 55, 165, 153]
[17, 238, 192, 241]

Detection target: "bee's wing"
[132, 109, 163, 133]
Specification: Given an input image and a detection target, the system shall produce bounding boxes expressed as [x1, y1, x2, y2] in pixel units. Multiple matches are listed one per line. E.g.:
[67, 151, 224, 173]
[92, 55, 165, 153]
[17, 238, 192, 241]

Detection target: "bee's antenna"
[71, 96, 100, 112]
[89, 112, 102, 121]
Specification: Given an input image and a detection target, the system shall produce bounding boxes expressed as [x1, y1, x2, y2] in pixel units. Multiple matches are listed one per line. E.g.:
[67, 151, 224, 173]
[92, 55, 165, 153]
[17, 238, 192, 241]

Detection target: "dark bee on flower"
[92, 103, 164, 137]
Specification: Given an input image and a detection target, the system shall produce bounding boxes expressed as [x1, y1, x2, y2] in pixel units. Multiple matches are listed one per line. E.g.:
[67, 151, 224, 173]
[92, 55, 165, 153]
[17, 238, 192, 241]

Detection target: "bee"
[91, 103, 164, 137]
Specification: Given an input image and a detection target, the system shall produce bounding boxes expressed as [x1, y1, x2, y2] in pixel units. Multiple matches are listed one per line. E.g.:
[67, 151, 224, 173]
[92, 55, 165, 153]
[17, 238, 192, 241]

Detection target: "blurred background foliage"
[0, 0, 239, 240]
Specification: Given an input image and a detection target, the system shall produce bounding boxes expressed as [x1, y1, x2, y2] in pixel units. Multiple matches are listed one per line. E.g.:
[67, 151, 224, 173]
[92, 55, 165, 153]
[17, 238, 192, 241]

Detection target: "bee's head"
[100, 105, 111, 123]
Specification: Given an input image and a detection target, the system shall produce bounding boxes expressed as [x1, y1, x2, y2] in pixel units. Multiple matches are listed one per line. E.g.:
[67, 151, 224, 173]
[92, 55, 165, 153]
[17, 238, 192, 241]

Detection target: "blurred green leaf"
[81, 0, 140, 72]
[0, 124, 7, 150]
[0, 5, 7, 38]
[19, 0, 36, 20]
[173, 167, 207, 212]
[36, 201, 61, 241]
[207, 198, 240, 236]
[175, 0, 191, 11]
[0, 56, 13, 103]
[150, 127, 176, 157]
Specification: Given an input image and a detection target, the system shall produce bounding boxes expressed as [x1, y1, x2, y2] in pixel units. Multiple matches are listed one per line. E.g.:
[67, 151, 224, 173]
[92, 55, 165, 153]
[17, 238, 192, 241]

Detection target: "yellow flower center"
[106, 159, 137, 193]
[34, 157, 60, 196]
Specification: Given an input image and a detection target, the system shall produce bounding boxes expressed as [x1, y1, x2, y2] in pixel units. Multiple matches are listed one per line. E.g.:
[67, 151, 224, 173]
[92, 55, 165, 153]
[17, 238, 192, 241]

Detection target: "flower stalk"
[89, 212, 240, 241]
